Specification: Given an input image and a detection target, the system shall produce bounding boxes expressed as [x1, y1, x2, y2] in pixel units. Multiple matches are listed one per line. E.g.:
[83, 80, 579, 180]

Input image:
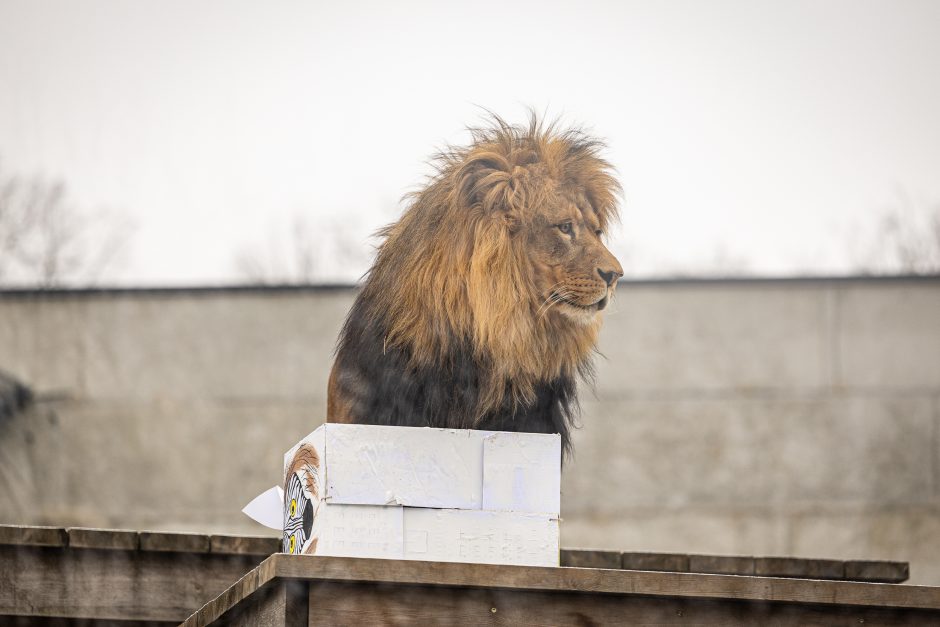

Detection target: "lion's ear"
[456, 151, 520, 218]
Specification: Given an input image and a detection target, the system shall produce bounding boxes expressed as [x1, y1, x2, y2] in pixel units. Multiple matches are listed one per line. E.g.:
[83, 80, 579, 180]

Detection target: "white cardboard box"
[272, 423, 561, 567]
[283, 424, 560, 515]
[311, 502, 559, 567]
[402, 508, 558, 566]
[323, 424, 485, 509]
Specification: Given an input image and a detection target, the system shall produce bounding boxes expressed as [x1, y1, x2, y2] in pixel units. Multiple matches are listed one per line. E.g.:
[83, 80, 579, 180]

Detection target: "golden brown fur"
[328, 114, 622, 453]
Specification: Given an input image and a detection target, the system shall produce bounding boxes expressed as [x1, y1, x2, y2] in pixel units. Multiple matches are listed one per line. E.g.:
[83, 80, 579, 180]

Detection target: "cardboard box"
[320, 424, 484, 509]
[402, 508, 558, 567]
[309, 502, 559, 567]
[272, 423, 560, 567]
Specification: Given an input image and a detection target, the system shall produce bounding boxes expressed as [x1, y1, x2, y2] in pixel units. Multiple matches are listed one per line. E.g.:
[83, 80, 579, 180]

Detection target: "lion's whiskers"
[537, 286, 578, 321]
[534, 282, 566, 320]
[535, 282, 567, 319]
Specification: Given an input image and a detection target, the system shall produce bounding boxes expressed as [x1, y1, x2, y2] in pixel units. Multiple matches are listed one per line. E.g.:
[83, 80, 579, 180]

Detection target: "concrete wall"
[1, 278, 938, 583]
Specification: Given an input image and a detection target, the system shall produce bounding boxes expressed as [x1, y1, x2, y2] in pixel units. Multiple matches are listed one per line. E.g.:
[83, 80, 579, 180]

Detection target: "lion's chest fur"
[331, 297, 578, 455]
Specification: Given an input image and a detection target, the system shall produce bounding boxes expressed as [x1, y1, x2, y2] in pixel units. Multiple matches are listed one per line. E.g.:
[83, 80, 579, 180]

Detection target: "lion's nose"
[597, 267, 622, 287]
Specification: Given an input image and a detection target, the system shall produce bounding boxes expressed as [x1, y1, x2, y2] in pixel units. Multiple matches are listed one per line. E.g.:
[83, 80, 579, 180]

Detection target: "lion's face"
[527, 190, 623, 324]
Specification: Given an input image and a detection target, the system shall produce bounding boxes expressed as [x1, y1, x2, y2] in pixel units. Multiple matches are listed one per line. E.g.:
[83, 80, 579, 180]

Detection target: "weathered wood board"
[184, 554, 940, 627]
[0, 525, 919, 625]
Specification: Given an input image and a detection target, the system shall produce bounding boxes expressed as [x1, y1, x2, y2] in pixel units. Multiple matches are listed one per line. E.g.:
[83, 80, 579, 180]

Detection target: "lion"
[327, 114, 622, 456]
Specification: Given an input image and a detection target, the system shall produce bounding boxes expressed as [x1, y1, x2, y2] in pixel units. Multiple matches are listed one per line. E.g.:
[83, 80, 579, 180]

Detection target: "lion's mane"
[329, 115, 620, 456]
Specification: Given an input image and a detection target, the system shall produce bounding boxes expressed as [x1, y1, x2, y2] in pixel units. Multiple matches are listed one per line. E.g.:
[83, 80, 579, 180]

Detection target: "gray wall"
[1, 278, 938, 583]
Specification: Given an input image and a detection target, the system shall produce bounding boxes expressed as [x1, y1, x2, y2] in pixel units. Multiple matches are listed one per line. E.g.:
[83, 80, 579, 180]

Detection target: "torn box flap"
[242, 485, 284, 531]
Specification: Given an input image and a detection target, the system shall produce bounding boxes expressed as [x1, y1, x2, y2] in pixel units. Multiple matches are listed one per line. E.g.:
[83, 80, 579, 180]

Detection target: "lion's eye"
[556, 222, 573, 235]
[595, 229, 603, 237]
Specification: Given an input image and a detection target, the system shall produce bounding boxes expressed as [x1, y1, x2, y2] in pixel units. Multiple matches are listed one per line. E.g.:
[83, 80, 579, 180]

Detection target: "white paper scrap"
[242, 485, 284, 531]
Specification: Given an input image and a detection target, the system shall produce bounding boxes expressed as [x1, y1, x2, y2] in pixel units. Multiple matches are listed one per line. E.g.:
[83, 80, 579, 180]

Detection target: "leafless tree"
[0, 161, 132, 287]
[851, 192, 940, 275]
[234, 213, 373, 284]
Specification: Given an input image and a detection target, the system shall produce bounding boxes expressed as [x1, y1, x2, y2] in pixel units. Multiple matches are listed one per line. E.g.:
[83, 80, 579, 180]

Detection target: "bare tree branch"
[234, 212, 372, 284]
[0, 160, 134, 287]
[852, 191, 940, 275]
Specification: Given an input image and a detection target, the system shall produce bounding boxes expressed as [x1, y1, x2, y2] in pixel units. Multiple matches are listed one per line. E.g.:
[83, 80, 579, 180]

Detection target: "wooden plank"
[184, 555, 940, 626]
[0, 524, 925, 625]
[622, 551, 690, 573]
[689, 554, 756, 575]
[560, 548, 907, 583]
[0, 544, 266, 623]
[201, 580, 306, 627]
[0, 525, 67, 547]
[756, 556, 844, 580]
[266, 555, 940, 610]
[67, 527, 139, 551]
[0, 617, 178, 626]
[559, 549, 620, 569]
[139, 530, 210, 553]
[210, 534, 279, 556]
[846, 560, 911, 584]
[303, 580, 940, 627]
[0, 526, 912, 579]
[183, 558, 280, 627]
[220, 582, 290, 627]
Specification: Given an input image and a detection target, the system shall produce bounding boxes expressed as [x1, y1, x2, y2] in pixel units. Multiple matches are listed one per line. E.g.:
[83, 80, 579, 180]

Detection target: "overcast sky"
[1, 0, 938, 284]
